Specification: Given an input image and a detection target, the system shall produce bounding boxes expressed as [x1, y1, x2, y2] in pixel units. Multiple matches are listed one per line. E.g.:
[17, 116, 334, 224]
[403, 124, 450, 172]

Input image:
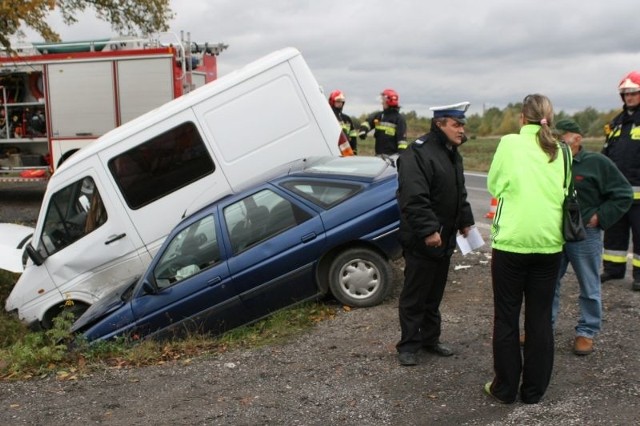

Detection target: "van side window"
[108, 122, 215, 209]
[224, 189, 310, 254]
[40, 177, 108, 256]
[153, 215, 220, 289]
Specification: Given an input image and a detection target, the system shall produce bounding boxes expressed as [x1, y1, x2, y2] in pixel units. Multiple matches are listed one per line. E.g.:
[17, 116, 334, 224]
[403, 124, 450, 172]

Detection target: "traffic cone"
[485, 197, 498, 219]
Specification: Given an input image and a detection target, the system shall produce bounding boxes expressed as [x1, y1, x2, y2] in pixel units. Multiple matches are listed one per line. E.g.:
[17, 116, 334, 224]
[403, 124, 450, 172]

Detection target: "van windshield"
[39, 176, 107, 256]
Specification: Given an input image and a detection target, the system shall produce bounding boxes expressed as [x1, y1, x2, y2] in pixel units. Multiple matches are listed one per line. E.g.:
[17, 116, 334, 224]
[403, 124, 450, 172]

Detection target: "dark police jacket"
[396, 127, 475, 258]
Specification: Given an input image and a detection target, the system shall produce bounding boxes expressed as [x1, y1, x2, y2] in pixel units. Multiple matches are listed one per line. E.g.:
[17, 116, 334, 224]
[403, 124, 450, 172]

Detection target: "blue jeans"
[552, 227, 602, 338]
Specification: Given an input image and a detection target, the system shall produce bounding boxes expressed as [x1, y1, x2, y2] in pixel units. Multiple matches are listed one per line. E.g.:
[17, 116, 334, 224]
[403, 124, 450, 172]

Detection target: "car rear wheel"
[328, 248, 392, 308]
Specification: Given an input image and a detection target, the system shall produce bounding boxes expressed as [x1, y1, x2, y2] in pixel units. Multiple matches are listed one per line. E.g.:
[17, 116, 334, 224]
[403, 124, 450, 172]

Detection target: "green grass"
[0, 264, 336, 380]
[360, 135, 605, 173]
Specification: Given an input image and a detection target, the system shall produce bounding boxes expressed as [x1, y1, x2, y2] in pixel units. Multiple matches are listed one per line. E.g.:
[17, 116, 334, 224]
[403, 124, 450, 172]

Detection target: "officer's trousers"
[396, 251, 450, 354]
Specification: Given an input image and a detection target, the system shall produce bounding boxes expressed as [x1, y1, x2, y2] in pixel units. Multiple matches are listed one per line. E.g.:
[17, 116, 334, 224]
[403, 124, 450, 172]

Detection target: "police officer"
[328, 90, 358, 154]
[395, 102, 475, 366]
[359, 89, 407, 157]
[601, 71, 640, 291]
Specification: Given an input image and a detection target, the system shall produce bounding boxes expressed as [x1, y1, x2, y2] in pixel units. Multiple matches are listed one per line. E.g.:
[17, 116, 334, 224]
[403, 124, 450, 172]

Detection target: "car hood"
[0, 223, 34, 273]
[71, 276, 139, 332]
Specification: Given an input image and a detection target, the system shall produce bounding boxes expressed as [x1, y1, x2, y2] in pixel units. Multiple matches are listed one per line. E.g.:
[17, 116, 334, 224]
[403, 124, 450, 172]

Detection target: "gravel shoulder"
[0, 186, 639, 425]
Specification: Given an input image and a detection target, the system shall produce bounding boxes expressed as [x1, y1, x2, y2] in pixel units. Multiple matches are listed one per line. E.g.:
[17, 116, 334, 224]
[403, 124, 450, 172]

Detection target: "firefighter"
[601, 71, 640, 291]
[328, 90, 358, 154]
[358, 89, 407, 157]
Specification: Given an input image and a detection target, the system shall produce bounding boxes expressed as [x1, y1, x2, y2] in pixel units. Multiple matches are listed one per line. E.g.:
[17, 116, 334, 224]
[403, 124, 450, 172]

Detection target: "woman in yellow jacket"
[485, 94, 565, 404]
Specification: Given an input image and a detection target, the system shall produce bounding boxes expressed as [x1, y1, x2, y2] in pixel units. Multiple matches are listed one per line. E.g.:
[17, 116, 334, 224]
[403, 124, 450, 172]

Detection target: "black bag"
[561, 143, 586, 242]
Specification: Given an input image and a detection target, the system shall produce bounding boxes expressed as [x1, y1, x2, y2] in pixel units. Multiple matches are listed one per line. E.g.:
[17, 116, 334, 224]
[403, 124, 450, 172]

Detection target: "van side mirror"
[25, 243, 45, 266]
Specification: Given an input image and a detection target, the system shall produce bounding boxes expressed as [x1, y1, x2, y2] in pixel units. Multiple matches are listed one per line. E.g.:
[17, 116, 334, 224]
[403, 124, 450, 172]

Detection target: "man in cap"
[553, 118, 632, 355]
[395, 101, 475, 366]
[601, 71, 640, 290]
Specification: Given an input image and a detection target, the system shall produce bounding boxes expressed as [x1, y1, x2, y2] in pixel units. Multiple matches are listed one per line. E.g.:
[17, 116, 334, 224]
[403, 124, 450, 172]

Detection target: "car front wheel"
[328, 248, 392, 308]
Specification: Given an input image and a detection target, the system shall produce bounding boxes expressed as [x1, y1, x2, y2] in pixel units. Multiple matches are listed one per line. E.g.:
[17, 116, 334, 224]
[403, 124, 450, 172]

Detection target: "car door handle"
[301, 232, 317, 243]
[104, 233, 126, 245]
[207, 276, 221, 286]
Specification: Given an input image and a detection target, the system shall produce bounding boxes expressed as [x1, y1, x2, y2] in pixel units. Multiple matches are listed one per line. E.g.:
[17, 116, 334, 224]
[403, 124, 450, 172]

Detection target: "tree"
[0, 0, 173, 52]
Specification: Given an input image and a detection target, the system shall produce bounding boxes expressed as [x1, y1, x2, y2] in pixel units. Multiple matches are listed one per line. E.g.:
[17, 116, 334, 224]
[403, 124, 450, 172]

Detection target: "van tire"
[41, 301, 90, 330]
[328, 248, 392, 308]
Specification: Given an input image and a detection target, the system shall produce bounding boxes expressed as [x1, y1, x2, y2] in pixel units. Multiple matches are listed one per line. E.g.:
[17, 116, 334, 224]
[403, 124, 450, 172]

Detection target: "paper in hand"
[456, 227, 485, 255]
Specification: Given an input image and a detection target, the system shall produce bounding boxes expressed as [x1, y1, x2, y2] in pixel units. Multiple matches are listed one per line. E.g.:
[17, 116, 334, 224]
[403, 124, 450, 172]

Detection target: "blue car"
[71, 156, 401, 342]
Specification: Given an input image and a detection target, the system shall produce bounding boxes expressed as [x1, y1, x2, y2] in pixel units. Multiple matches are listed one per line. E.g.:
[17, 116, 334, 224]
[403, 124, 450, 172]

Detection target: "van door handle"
[105, 233, 126, 245]
[301, 232, 316, 243]
[207, 276, 221, 286]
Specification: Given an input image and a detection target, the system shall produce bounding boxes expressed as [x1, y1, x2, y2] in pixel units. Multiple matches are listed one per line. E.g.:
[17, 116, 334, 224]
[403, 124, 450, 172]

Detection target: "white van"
[3, 47, 349, 328]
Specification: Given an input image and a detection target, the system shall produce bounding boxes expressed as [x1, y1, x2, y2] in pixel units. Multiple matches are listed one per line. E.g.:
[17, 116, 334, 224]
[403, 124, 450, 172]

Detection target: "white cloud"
[17, 0, 640, 118]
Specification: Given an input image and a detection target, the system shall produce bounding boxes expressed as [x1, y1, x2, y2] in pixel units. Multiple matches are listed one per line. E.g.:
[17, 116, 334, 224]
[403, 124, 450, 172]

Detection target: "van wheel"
[328, 248, 392, 308]
[41, 302, 90, 329]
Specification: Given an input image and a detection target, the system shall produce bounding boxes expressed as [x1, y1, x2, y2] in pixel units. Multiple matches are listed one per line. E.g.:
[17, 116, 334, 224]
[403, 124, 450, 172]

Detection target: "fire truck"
[0, 32, 227, 182]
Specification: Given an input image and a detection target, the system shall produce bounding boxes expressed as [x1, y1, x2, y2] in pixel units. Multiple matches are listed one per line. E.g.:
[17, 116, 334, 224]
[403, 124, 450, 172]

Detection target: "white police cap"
[429, 101, 471, 123]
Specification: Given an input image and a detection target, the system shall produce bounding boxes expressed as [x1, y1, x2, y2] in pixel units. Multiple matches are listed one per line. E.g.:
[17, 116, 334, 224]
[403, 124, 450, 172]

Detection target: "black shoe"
[632, 281, 640, 291]
[483, 382, 514, 404]
[423, 343, 454, 357]
[398, 352, 418, 366]
[600, 272, 624, 283]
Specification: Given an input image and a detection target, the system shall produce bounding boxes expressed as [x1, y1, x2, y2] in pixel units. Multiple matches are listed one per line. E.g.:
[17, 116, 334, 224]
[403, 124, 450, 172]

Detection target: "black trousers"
[396, 251, 451, 353]
[490, 249, 561, 404]
[603, 203, 640, 280]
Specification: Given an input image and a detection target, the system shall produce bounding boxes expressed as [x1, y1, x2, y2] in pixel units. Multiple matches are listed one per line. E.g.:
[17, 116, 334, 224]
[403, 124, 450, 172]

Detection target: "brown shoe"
[573, 336, 594, 356]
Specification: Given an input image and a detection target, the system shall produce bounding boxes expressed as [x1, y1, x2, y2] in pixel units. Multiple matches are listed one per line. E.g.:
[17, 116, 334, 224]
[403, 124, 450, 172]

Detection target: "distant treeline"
[356, 103, 620, 139]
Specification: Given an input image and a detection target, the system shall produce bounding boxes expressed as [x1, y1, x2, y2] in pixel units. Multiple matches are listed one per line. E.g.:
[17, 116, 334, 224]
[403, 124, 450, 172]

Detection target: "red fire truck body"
[0, 34, 226, 182]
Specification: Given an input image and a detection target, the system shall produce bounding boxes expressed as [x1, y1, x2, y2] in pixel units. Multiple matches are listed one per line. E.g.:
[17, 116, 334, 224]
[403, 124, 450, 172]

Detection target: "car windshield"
[302, 156, 387, 178]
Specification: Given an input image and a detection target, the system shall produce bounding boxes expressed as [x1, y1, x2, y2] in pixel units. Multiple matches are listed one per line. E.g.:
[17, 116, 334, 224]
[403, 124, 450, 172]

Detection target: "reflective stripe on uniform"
[375, 121, 397, 136]
[360, 122, 371, 131]
[398, 141, 408, 149]
[633, 254, 640, 268]
[633, 186, 640, 200]
[603, 249, 628, 264]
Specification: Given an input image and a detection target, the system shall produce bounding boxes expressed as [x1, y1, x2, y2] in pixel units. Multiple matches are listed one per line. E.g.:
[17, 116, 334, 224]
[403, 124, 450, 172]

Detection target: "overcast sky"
[20, 0, 640, 118]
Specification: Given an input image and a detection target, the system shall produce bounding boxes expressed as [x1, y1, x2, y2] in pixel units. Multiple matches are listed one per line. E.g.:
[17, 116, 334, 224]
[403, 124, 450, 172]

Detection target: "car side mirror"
[25, 243, 45, 266]
[142, 279, 157, 295]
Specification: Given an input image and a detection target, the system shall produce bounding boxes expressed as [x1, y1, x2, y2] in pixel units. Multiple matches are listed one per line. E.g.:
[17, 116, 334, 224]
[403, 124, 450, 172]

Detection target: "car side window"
[224, 189, 310, 254]
[153, 215, 220, 289]
[281, 180, 361, 209]
[40, 176, 108, 256]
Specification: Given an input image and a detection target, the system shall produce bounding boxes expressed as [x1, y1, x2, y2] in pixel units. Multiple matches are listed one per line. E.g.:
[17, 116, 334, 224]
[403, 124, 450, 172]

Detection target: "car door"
[222, 187, 327, 317]
[128, 211, 248, 339]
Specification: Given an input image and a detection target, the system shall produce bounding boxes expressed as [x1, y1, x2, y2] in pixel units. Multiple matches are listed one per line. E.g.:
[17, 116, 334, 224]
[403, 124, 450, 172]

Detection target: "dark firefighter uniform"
[359, 108, 407, 155]
[332, 106, 358, 154]
[602, 106, 640, 281]
[395, 125, 474, 354]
